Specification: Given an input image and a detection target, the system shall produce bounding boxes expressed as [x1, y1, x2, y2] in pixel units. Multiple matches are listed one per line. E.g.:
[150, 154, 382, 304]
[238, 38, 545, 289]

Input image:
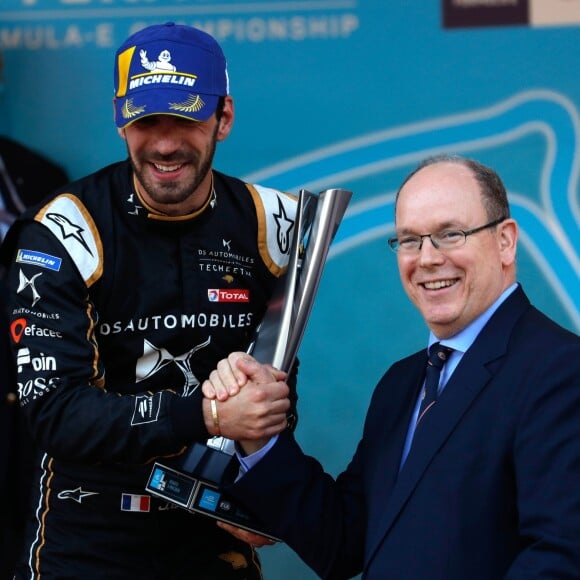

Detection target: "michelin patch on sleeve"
[16, 249, 63, 272]
[248, 184, 297, 277]
[35, 194, 104, 287]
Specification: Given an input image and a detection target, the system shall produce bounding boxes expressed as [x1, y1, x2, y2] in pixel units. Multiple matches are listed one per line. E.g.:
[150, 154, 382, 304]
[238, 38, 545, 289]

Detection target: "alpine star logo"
[274, 196, 295, 254]
[57, 487, 99, 503]
[135, 337, 211, 397]
[46, 212, 93, 256]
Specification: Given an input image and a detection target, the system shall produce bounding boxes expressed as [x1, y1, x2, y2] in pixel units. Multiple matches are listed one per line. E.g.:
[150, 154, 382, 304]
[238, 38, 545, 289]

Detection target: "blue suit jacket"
[230, 287, 580, 579]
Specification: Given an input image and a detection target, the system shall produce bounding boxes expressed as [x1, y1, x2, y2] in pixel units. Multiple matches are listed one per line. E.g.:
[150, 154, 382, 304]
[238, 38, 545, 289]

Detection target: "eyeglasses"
[388, 216, 507, 254]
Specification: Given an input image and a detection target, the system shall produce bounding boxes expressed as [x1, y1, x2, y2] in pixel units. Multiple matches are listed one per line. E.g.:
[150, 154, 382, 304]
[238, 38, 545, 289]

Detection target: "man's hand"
[216, 521, 277, 548]
[202, 353, 289, 450]
[203, 352, 286, 402]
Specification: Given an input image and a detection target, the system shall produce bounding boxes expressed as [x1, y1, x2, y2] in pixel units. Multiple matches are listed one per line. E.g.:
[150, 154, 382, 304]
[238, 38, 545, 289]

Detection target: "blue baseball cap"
[114, 22, 229, 128]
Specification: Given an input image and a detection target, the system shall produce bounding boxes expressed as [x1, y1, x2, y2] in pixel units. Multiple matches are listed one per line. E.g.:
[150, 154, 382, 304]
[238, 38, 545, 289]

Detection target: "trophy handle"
[249, 187, 352, 373]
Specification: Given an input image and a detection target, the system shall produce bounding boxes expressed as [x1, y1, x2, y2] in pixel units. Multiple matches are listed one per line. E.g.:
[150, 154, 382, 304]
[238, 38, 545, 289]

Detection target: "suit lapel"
[364, 355, 425, 537]
[365, 287, 530, 567]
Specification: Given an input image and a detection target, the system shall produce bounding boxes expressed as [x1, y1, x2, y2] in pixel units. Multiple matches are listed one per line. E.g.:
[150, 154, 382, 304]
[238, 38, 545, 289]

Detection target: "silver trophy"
[146, 187, 353, 538]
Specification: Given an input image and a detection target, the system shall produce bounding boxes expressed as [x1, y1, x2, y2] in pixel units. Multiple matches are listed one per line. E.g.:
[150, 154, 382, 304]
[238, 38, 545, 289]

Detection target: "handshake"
[202, 352, 292, 455]
[146, 352, 292, 544]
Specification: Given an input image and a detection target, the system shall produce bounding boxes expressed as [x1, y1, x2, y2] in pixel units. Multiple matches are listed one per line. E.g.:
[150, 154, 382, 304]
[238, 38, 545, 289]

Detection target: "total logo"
[207, 289, 250, 303]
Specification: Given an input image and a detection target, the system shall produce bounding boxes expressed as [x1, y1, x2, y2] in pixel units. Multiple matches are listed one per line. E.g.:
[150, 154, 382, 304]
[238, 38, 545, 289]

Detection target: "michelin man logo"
[140, 49, 176, 73]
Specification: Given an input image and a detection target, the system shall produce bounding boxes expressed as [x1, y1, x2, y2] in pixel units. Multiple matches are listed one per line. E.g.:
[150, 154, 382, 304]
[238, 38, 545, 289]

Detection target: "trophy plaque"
[146, 187, 353, 539]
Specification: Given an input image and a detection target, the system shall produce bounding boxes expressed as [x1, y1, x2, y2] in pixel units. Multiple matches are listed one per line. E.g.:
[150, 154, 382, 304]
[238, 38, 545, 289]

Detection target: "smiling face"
[117, 96, 234, 216]
[395, 161, 518, 339]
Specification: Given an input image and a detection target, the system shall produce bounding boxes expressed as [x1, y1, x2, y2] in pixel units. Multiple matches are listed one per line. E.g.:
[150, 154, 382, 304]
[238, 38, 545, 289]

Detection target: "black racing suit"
[1, 161, 298, 579]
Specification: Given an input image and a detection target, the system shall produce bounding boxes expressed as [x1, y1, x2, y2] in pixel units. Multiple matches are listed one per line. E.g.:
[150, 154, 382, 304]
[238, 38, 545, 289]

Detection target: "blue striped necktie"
[416, 342, 453, 426]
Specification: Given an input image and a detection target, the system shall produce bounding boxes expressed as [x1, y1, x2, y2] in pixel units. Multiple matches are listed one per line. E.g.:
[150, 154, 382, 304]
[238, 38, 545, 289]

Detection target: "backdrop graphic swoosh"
[244, 90, 580, 330]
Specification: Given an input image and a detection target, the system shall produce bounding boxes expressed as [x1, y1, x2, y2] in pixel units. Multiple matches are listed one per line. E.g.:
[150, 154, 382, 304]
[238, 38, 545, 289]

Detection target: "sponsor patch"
[57, 487, 99, 503]
[12, 307, 60, 321]
[198, 488, 220, 512]
[16, 249, 62, 271]
[10, 318, 63, 342]
[207, 289, 250, 303]
[121, 493, 150, 512]
[37, 194, 103, 286]
[16, 348, 57, 374]
[131, 393, 161, 425]
[17, 269, 42, 307]
[17, 375, 60, 404]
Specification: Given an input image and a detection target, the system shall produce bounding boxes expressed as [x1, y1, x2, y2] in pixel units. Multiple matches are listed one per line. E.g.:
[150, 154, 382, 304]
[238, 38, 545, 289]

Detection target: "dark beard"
[127, 125, 218, 210]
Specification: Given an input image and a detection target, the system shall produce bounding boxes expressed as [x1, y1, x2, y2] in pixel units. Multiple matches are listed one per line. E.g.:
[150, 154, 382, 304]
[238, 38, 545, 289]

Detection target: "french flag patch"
[121, 493, 151, 512]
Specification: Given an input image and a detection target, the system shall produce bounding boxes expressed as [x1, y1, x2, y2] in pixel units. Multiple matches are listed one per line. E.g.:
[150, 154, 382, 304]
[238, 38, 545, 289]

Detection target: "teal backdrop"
[1, 1, 579, 578]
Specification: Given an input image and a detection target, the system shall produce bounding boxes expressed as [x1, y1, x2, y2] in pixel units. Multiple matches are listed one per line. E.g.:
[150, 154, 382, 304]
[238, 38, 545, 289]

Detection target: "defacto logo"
[207, 289, 250, 303]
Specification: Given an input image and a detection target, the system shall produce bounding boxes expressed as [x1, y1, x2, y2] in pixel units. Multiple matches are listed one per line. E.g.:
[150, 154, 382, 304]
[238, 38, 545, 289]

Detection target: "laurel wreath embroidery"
[121, 98, 146, 119]
[169, 94, 205, 113]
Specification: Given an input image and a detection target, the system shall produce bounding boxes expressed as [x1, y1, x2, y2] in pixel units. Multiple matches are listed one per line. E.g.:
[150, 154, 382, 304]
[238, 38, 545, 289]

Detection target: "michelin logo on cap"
[114, 22, 229, 128]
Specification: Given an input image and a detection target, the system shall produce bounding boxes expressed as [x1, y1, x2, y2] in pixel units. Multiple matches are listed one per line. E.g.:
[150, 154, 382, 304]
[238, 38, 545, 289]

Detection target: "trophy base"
[146, 444, 280, 541]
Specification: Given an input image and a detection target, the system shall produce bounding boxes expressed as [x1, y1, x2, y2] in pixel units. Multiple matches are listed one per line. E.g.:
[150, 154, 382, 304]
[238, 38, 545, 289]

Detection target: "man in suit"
[203, 154, 580, 578]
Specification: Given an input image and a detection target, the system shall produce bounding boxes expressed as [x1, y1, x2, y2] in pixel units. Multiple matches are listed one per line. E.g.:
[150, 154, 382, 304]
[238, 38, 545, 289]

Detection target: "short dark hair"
[215, 96, 226, 121]
[396, 154, 511, 221]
